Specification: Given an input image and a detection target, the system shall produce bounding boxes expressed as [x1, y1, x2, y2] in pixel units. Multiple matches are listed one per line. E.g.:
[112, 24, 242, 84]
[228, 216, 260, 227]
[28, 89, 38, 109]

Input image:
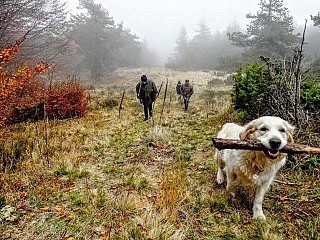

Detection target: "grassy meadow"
[0, 67, 319, 240]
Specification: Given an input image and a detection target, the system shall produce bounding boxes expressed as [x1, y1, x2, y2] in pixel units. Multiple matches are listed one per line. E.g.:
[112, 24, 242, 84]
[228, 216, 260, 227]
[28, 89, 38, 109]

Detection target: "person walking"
[181, 79, 193, 111]
[176, 80, 182, 103]
[136, 75, 158, 121]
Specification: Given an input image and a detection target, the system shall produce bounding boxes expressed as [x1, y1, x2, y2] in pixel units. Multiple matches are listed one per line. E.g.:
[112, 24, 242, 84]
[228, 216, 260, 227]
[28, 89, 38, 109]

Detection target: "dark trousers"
[143, 103, 153, 119]
[184, 97, 190, 111]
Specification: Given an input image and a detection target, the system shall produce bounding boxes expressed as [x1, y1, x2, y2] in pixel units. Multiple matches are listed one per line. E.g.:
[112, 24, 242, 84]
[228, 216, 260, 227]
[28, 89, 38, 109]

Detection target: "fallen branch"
[212, 138, 320, 154]
[274, 179, 302, 186]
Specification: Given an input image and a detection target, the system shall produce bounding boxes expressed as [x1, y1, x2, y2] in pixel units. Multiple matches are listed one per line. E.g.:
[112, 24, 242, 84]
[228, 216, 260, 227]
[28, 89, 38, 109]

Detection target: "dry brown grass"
[0, 67, 319, 240]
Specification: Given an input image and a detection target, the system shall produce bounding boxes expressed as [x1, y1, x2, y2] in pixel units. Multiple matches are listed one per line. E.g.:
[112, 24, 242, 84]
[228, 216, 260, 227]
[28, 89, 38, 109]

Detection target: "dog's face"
[240, 116, 294, 159]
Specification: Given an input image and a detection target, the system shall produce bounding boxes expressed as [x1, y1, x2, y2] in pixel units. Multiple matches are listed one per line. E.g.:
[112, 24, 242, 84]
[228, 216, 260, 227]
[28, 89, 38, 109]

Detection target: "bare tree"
[0, 0, 71, 71]
[266, 21, 314, 134]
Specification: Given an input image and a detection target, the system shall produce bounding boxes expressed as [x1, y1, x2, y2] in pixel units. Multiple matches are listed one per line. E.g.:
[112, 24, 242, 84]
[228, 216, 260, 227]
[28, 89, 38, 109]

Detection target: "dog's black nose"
[269, 137, 281, 149]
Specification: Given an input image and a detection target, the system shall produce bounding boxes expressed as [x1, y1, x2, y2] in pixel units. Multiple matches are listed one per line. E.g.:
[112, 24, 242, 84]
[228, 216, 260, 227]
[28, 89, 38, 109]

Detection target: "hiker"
[176, 80, 182, 103]
[181, 79, 193, 111]
[136, 75, 158, 121]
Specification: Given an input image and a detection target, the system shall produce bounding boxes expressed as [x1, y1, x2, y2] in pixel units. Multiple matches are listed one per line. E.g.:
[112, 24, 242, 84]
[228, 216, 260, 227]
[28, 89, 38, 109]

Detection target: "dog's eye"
[279, 128, 285, 132]
[259, 127, 267, 131]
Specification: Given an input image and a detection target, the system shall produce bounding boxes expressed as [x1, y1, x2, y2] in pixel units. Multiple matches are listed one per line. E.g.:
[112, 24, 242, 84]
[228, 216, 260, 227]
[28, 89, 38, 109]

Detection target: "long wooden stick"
[161, 78, 168, 117]
[118, 90, 125, 117]
[212, 138, 320, 154]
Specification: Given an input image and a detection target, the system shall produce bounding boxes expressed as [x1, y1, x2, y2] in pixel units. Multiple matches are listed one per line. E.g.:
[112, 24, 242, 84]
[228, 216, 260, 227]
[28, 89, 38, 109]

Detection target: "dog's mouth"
[262, 148, 279, 159]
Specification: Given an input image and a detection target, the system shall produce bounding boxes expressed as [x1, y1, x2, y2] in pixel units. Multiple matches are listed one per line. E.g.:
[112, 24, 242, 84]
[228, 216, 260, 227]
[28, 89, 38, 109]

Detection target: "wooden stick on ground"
[274, 179, 302, 186]
[212, 138, 320, 154]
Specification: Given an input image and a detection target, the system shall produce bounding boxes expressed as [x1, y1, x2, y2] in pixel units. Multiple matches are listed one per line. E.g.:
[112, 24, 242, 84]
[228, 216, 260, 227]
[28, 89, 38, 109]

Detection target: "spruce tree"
[228, 0, 300, 61]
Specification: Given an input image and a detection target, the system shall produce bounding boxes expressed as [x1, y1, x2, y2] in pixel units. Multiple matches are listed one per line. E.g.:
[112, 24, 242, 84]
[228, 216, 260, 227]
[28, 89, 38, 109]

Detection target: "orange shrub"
[0, 40, 48, 101]
[0, 41, 87, 126]
[0, 80, 47, 124]
[46, 81, 88, 120]
[0, 40, 48, 126]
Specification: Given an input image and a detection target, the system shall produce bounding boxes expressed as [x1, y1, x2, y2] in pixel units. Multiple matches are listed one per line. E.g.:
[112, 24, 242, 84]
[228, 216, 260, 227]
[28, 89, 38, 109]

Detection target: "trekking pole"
[119, 89, 125, 117]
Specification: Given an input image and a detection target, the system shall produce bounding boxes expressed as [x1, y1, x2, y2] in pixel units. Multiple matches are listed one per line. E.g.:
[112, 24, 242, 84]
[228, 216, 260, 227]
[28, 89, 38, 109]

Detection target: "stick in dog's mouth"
[212, 137, 320, 155]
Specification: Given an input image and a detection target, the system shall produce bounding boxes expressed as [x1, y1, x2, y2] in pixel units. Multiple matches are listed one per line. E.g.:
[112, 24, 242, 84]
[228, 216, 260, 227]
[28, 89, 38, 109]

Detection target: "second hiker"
[181, 79, 193, 111]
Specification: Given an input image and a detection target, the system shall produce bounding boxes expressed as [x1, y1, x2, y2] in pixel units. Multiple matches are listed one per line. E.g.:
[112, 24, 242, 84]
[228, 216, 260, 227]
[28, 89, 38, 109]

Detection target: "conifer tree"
[311, 12, 320, 27]
[228, 0, 300, 61]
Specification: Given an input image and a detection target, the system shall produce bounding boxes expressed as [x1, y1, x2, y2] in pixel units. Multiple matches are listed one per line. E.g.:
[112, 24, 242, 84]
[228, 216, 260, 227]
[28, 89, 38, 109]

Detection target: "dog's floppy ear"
[239, 121, 256, 140]
[285, 121, 295, 143]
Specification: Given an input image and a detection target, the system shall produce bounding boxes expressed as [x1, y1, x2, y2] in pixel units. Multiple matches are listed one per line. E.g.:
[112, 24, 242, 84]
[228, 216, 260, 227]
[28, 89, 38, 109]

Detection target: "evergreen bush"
[231, 62, 277, 120]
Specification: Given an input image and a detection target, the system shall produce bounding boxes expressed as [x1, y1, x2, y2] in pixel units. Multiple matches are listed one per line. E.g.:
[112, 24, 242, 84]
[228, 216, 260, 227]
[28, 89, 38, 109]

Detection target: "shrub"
[0, 80, 88, 125]
[99, 98, 118, 108]
[0, 40, 48, 126]
[46, 81, 88, 120]
[207, 78, 224, 87]
[0, 80, 47, 125]
[300, 74, 320, 120]
[231, 62, 277, 120]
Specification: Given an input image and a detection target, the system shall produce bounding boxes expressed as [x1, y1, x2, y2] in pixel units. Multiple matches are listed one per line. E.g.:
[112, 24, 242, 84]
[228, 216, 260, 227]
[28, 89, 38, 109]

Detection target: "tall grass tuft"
[0, 130, 32, 170]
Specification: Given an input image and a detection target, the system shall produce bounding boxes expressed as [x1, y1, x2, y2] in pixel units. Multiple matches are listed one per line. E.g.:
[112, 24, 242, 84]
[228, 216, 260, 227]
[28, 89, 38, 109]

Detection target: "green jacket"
[136, 80, 158, 105]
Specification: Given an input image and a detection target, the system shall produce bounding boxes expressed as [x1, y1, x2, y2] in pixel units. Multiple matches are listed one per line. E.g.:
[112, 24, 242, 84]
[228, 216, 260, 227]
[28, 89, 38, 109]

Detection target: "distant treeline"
[1, 0, 319, 82]
[166, 0, 320, 73]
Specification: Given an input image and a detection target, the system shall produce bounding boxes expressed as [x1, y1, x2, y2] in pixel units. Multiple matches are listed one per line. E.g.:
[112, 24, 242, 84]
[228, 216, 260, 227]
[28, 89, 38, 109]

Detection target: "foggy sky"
[66, 0, 320, 65]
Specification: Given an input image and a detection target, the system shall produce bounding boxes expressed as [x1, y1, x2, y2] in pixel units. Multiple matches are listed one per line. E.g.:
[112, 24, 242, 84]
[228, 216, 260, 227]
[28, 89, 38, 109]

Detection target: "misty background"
[65, 0, 318, 64]
[1, 0, 320, 82]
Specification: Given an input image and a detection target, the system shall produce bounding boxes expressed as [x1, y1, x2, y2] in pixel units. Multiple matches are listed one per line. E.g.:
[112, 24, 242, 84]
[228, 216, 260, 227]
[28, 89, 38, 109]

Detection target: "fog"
[66, 0, 320, 65]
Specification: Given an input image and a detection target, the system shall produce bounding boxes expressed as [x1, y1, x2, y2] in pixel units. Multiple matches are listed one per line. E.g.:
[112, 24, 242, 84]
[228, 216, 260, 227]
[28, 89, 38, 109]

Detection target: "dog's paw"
[253, 213, 266, 221]
[216, 175, 224, 184]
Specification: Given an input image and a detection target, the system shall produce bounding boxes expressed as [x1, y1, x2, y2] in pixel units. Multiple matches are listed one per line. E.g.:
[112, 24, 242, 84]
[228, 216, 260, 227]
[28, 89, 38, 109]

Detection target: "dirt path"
[1, 78, 222, 239]
[2, 68, 318, 239]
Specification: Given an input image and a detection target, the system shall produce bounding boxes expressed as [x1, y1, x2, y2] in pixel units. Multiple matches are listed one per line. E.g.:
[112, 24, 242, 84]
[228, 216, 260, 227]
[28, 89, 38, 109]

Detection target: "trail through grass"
[0, 68, 319, 239]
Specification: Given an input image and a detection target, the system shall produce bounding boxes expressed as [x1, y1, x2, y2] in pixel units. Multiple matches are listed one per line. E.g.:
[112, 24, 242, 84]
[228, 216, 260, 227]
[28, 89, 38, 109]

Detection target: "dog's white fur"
[214, 116, 294, 220]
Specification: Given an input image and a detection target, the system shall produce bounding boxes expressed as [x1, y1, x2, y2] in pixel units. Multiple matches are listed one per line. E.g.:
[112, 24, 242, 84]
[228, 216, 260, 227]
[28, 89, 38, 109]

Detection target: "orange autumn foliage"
[0, 40, 48, 101]
[0, 41, 88, 127]
[46, 81, 88, 120]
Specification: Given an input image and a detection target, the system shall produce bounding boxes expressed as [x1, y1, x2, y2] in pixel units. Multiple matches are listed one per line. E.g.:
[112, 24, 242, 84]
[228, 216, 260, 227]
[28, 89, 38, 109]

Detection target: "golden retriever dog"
[214, 116, 294, 220]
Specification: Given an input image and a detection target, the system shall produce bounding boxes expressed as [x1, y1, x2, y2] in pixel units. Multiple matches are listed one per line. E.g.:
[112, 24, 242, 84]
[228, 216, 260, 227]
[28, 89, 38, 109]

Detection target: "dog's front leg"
[226, 171, 236, 197]
[252, 181, 271, 220]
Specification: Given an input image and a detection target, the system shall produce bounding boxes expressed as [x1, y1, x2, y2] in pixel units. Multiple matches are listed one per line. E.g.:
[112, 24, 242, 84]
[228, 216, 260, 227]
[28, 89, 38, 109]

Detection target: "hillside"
[0, 68, 319, 239]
